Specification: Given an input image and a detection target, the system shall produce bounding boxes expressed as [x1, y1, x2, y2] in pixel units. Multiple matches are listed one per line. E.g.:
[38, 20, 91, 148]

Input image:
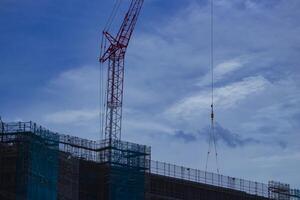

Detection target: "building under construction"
[1, 0, 299, 199]
[0, 121, 299, 200]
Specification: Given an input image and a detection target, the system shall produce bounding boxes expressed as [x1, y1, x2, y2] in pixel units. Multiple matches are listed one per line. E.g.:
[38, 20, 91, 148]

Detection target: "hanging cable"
[210, 0, 220, 175]
[212, 115, 220, 174]
[99, 33, 108, 140]
[104, 0, 122, 32]
[205, 122, 212, 172]
[102, 39, 108, 138]
[99, 35, 104, 140]
[205, 0, 220, 174]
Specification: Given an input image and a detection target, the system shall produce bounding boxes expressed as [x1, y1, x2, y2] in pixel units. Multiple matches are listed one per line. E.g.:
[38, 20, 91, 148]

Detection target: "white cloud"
[167, 75, 269, 119]
[238, 76, 300, 140]
[124, 119, 174, 135]
[47, 66, 99, 94]
[197, 56, 251, 86]
[252, 153, 300, 164]
[216, 76, 269, 107]
[44, 109, 98, 124]
[215, 59, 244, 78]
[215, 0, 260, 10]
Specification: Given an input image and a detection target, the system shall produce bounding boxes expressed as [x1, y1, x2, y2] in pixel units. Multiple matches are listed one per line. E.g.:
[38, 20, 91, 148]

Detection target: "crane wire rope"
[205, 0, 220, 175]
[100, 32, 109, 139]
[104, 0, 122, 32]
[102, 39, 108, 138]
[99, 35, 104, 139]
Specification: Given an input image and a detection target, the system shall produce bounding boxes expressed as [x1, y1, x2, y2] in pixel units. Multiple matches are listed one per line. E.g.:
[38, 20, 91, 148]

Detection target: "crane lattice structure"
[99, 0, 144, 145]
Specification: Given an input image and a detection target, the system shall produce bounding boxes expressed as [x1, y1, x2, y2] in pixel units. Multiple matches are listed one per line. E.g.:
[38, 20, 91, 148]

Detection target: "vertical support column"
[105, 51, 125, 146]
[0, 118, 4, 142]
[106, 141, 150, 200]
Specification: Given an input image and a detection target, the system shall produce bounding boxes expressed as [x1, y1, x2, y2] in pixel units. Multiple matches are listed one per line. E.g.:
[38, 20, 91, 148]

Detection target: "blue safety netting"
[16, 132, 59, 200]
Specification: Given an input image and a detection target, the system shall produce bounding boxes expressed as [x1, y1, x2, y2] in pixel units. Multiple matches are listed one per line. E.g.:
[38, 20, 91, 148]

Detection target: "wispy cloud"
[197, 56, 252, 87]
[46, 66, 99, 95]
[44, 109, 98, 124]
[166, 75, 269, 119]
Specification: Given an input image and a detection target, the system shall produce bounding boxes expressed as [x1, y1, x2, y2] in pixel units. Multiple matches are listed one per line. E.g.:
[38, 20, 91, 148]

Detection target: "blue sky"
[0, 0, 299, 188]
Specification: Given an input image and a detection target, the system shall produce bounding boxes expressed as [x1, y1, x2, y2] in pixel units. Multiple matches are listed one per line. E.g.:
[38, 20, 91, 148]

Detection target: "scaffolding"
[268, 181, 300, 200]
[0, 142, 18, 199]
[58, 152, 79, 200]
[0, 122, 150, 162]
[0, 123, 59, 200]
[99, 140, 151, 200]
[0, 121, 299, 200]
[291, 189, 300, 200]
[0, 122, 151, 200]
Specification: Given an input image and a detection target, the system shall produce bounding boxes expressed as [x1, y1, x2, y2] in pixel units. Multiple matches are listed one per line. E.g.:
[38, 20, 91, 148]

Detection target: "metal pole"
[0, 117, 4, 142]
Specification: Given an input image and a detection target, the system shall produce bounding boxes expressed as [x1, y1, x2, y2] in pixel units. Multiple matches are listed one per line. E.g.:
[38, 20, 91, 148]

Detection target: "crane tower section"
[100, 0, 144, 144]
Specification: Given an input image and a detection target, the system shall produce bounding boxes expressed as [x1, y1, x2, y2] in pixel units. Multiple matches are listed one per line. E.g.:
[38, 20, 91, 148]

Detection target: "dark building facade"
[0, 122, 299, 200]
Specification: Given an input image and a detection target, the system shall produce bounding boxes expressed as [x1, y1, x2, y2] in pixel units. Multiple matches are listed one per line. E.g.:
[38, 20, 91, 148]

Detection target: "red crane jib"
[100, 0, 144, 63]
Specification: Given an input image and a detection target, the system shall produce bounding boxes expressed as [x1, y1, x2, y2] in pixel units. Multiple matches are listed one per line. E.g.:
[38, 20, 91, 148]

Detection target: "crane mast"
[100, 0, 144, 144]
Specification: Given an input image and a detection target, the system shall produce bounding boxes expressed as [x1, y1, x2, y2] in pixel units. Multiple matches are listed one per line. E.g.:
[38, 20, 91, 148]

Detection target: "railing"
[0, 122, 149, 150]
[150, 160, 269, 197]
[150, 162, 300, 199]
[1, 122, 299, 199]
[0, 121, 151, 168]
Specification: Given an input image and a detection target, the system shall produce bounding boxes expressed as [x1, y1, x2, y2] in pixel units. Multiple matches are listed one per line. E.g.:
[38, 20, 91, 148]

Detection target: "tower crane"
[99, 0, 144, 145]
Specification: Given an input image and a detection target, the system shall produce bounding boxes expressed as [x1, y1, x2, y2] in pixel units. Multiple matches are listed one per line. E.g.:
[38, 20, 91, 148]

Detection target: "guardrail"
[150, 160, 269, 197]
[0, 121, 151, 168]
[1, 121, 299, 199]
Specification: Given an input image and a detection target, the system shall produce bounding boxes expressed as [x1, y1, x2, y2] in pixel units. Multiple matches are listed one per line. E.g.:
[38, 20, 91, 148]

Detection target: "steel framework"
[100, 0, 144, 144]
[1, 122, 299, 200]
[0, 121, 150, 200]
